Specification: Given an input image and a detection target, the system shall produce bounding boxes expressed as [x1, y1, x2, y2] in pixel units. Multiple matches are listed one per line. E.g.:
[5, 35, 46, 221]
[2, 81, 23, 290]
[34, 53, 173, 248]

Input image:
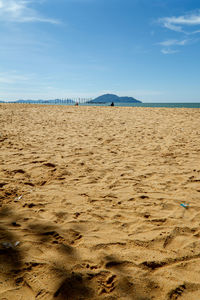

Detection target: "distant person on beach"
[111, 102, 114, 106]
[75, 102, 79, 106]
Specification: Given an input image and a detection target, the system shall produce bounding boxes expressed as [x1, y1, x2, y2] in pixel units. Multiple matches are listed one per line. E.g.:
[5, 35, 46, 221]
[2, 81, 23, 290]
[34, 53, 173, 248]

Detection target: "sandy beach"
[0, 103, 200, 300]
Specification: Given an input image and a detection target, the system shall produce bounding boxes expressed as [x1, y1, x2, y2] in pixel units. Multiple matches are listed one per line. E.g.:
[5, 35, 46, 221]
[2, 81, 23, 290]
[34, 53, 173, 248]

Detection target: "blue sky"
[0, 0, 200, 102]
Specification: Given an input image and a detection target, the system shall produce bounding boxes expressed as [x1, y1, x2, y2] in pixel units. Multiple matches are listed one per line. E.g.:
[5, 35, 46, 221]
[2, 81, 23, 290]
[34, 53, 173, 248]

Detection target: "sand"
[0, 103, 200, 300]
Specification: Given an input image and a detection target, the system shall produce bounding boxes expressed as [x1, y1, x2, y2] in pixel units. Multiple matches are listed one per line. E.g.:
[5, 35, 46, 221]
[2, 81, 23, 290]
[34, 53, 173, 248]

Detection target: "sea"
[80, 102, 200, 108]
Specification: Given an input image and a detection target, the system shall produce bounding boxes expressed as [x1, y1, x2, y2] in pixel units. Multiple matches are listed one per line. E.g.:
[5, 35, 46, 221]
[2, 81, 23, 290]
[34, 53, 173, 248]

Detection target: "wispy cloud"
[161, 49, 179, 55]
[0, 71, 33, 84]
[159, 39, 189, 47]
[159, 11, 200, 34]
[158, 39, 189, 53]
[157, 11, 200, 54]
[0, 0, 59, 24]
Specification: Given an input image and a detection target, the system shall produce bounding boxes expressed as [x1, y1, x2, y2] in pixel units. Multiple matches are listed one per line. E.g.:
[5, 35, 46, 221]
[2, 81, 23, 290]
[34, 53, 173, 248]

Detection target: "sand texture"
[0, 103, 200, 300]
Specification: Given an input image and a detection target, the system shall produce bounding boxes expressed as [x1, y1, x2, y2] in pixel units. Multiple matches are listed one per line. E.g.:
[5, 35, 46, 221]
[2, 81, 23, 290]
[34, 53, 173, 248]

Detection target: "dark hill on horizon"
[89, 94, 142, 103]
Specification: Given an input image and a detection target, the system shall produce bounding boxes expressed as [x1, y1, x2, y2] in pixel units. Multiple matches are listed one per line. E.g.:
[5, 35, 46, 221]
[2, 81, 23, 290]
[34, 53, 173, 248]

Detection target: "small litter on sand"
[15, 195, 23, 201]
[1, 241, 20, 249]
[180, 203, 189, 209]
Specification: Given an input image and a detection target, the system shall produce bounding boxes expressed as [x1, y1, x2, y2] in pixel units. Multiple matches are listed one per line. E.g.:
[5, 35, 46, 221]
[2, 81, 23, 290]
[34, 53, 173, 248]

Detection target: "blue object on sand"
[180, 203, 189, 209]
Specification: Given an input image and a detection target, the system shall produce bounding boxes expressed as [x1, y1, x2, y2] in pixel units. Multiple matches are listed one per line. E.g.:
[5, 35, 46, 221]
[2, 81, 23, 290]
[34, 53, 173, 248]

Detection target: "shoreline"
[1, 102, 200, 108]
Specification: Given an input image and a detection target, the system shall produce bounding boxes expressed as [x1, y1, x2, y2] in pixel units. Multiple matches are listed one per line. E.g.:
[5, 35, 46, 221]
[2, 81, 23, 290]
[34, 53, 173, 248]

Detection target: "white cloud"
[165, 14, 200, 26]
[159, 39, 189, 47]
[0, 0, 59, 24]
[161, 49, 179, 55]
[157, 11, 200, 54]
[160, 11, 200, 34]
[0, 71, 32, 84]
[158, 38, 189, 55]
[163, 22, 183, 33]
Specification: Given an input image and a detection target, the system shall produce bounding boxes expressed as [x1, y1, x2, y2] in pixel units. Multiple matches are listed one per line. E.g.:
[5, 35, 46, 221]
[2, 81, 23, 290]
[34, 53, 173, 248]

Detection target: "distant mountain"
[89, 94, 142, 103]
